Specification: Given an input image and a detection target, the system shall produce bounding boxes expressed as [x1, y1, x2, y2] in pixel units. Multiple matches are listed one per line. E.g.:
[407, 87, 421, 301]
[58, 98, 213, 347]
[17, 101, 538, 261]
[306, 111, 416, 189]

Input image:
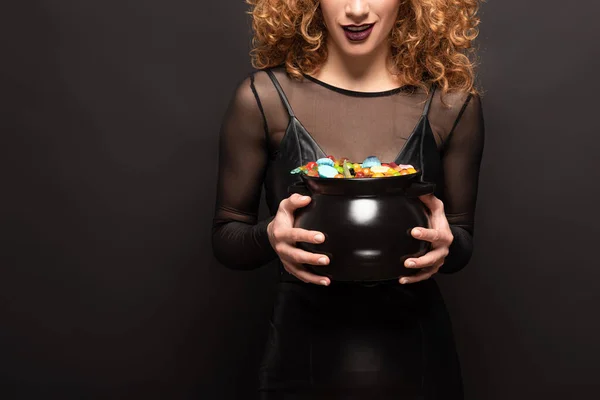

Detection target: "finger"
[282, 244, 330, 267]
[276, 240, 329, 266]
[281, 193, 312, 214]
[399, 266, 436, 284]
[418, 193, 444, 213]
[282, 260, 330, 286]
[404, 247, 447, 269]
[288, 227, 326, 245]
[411, 227, 441, 243]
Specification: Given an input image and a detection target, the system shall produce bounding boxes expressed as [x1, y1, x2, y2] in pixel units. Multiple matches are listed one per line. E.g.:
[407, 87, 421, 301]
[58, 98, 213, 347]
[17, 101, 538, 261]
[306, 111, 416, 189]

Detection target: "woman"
[212, 0, 485, 398]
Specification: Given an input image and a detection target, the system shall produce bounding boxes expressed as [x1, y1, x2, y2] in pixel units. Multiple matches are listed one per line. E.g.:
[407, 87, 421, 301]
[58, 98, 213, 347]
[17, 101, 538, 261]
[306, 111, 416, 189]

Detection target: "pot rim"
[297, 170, 424, 196]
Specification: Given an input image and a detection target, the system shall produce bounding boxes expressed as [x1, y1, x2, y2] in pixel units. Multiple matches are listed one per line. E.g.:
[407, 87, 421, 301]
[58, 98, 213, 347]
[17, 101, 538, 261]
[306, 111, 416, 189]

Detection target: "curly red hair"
[246, 0, 484, 97]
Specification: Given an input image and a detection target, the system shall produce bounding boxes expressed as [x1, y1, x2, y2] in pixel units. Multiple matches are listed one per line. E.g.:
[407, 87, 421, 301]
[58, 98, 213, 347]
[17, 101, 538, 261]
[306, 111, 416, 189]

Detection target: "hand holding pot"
[267, 193, 331, 286]
[399, 193, 454, 284]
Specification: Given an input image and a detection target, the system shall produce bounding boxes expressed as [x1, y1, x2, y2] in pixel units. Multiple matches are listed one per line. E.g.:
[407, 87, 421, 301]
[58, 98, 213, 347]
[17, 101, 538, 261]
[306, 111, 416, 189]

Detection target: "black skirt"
[258, 279, 463, 400]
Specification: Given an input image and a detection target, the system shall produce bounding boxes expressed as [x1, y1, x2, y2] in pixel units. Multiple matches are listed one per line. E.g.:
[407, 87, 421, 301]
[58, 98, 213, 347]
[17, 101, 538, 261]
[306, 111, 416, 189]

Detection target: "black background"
[1, 1, 599, 399]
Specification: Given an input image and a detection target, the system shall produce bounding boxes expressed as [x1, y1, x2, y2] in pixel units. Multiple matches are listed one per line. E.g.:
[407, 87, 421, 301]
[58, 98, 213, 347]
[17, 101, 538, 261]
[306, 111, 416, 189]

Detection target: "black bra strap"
[265, 69, 295, 118]
[422, 83, 437, 117]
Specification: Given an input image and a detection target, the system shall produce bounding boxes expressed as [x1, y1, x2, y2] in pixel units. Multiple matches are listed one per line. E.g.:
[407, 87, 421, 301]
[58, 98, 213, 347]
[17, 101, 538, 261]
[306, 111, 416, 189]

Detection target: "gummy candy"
[370, 165, 390, 174]
[290, 154, 417, 179]
[361, 156, 382, 169]
[342, 161, 352, 178]
[317, 165, 339, 178]
[316, 157, 335, 167]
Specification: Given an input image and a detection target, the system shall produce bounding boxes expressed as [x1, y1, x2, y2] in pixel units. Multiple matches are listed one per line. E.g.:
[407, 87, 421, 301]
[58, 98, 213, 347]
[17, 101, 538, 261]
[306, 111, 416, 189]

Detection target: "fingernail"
[400, 278, 408, 284]
[314, 233, 324, 242]
[318, 257, 328, 265]
[319, 280, 329, 286]
[406, 260, 416, 268]
[300, 196, 308, 201]
[413, 229, 422, 237]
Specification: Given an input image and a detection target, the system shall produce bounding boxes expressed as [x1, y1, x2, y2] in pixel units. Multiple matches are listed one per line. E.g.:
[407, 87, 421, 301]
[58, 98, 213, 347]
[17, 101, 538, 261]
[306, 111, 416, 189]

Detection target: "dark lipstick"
[342, 23, 375, 42]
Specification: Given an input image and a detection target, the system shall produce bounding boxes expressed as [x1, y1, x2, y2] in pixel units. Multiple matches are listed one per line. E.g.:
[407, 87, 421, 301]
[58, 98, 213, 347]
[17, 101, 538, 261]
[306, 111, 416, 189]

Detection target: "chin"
[331, 34, 383, 59]
[340, 44, 379, 58]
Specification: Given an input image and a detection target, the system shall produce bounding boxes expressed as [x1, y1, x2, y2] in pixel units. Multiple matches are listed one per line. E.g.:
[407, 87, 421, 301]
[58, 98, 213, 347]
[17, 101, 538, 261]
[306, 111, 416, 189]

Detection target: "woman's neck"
[312, 40, 402, 92]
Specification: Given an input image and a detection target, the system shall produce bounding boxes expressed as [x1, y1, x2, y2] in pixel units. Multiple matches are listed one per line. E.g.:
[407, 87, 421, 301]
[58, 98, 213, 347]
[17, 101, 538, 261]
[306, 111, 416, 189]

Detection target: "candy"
[290, 155, 418, 179]
[370, 165, 390, 174]
[342, 160, 353, 178]
[316, 157, 335, 167]
[361, 156, 381, 168]
[318, 165, 339, 178]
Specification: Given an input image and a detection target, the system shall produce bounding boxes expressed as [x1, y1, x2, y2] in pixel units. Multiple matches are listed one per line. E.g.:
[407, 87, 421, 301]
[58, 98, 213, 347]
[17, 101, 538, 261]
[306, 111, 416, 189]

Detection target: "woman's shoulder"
[249, 64, 294, 91]
[245, 65, 299, 115]
[428, 85, 483, 140]
[223, 65, 294, 135]
[432, 82, 482, 115]
[433, 84, 481, 109]
[224, 66, 287, 110]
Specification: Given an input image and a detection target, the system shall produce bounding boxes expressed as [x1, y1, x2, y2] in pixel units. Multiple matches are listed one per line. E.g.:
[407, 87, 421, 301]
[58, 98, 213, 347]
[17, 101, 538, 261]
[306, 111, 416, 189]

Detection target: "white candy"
[395, 164, 414, 170]
[370, 165, 390, 173]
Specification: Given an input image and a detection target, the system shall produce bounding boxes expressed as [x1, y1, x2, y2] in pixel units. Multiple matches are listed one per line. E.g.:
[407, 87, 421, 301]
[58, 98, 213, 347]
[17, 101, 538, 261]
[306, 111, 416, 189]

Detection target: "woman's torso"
[250, 66, 461, 282]
[250, 66, 472, 398]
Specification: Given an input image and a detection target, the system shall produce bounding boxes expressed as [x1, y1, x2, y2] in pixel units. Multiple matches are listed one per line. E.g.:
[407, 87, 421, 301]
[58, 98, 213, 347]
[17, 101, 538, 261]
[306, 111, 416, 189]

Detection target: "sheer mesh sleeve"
[438, 93, 485, 273]
[211, 68, 485, 274]
[211, 74, 278, 270]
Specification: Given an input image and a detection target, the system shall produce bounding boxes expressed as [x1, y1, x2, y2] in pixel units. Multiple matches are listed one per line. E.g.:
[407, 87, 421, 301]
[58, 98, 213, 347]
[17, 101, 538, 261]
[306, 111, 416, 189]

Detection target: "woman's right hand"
[267, 193, 331, 286]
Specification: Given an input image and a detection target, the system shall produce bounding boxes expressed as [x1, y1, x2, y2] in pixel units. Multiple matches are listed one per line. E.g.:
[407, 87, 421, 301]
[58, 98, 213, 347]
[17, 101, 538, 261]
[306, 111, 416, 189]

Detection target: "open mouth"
[342, 23, 375, 42]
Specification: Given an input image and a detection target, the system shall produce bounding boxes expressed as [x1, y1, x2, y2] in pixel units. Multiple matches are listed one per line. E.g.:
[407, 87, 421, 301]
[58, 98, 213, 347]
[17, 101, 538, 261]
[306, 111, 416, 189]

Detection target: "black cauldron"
[288, 172, 435, 282]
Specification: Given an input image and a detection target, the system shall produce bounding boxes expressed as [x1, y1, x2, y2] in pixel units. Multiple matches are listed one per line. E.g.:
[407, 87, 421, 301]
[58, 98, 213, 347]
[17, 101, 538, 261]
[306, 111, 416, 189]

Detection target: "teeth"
[346, 25, 371, 32]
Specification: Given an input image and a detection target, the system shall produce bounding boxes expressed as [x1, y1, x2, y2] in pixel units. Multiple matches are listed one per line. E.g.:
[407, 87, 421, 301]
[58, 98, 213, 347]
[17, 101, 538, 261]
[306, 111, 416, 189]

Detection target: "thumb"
[292, 192, 311, 206]
[418, 193, 440, 209]
[284, 193, 311, 213]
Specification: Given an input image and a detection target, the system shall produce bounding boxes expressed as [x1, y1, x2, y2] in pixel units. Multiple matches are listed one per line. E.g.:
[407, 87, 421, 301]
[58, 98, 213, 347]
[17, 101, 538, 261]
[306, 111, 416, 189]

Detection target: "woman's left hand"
[399, 193, 454, 284]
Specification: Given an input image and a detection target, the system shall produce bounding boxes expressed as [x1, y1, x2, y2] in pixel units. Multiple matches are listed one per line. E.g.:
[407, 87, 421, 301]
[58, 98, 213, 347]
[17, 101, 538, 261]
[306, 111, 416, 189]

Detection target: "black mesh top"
[212, 66, 485, 276]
